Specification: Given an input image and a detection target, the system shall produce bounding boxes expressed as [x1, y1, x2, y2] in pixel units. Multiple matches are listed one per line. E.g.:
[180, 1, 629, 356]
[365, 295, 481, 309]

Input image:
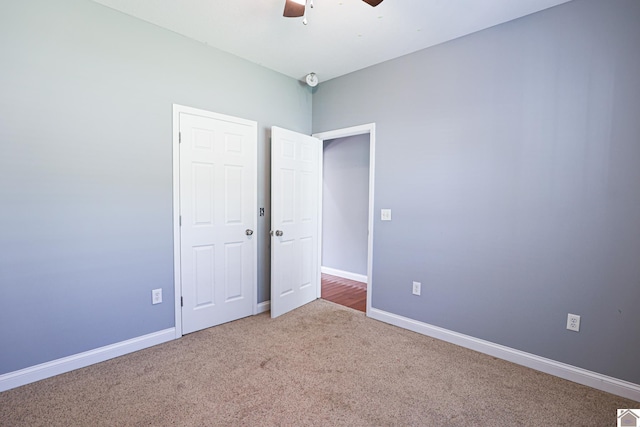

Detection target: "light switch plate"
[381, 209, 392, 221]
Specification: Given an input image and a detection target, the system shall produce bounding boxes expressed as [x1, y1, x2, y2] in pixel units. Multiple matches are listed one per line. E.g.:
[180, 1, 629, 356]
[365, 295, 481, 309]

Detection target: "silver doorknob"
[245, 229, 254, 236]
[275, 230, 283, 237]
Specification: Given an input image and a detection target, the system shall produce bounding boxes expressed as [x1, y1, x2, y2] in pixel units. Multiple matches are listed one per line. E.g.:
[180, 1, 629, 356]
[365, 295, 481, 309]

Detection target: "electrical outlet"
[381, 209, 392, 221]
[566, 313, 580, 332]
[152, 289, 162, 305]
[412, 281, 421, 296]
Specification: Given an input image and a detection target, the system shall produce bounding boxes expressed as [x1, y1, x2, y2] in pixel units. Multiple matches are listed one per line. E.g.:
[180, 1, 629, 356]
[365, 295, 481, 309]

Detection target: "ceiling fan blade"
[283, 0, 305, 17]
[362, 0, 384, 6]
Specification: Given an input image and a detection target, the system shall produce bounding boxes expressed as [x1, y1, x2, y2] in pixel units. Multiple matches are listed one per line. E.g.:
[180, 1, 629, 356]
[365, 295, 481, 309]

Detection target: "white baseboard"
[368, 308, 640, 402]
[321, 266, 367, 283]
[0, 328, 175, 392]
[256, 300, 270, 314]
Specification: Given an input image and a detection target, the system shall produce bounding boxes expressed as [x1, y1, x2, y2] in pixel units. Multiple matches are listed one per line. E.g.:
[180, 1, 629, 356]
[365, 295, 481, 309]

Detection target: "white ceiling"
[92, 0, 572, 83]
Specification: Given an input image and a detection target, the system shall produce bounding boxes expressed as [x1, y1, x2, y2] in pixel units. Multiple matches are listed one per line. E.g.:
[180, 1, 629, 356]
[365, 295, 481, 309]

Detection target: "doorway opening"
[313, 124, 375, 315]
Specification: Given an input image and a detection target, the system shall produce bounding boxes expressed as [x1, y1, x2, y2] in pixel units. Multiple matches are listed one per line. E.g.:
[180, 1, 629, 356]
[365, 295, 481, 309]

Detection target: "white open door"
[177, 107, 257, 334]
[270, 126, 321, 318]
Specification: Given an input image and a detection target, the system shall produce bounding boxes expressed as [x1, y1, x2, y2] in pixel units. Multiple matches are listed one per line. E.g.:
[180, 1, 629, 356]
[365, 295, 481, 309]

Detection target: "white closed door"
[179, 110, 256, 334]
[270, 126, 321, 318]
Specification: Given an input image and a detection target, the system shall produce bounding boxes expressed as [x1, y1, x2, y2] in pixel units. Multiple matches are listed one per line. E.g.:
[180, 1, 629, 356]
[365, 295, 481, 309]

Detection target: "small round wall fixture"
[305, 72, 319, 87]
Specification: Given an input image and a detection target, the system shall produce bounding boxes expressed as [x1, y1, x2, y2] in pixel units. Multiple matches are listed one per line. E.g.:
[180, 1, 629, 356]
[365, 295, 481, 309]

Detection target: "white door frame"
[313, 123, 376, 315]
[172, 104, 259, 339]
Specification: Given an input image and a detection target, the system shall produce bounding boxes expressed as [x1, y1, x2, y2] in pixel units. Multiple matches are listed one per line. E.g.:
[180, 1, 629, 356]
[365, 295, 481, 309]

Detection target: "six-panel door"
[270, 126, 321, 318]
[179, 112, 256, 334]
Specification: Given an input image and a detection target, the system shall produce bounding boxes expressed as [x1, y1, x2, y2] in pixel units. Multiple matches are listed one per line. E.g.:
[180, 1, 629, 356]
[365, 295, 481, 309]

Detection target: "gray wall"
[0, 0, 311, 374]
[322, 135, 370, 276]
[313, 0, 640, 384]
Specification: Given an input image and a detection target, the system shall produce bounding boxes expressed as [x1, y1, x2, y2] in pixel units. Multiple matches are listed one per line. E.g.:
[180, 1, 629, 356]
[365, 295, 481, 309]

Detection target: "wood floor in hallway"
[321, 273, 366, 313]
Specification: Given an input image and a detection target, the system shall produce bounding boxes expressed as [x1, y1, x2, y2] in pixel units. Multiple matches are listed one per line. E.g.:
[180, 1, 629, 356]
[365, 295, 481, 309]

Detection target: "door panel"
[193, 245, 215, 307]
[180, 111, 256, 334]
[271, 126, 321, 318]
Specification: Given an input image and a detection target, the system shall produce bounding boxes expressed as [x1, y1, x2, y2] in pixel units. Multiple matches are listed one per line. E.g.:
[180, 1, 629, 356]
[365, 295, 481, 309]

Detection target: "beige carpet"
[1, 300, 637, 426]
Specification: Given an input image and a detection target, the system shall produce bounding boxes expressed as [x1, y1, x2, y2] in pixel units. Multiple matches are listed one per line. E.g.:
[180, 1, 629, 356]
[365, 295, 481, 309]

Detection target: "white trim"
[316, 135, 324, 300]
[256, 300, 271, 314]
[313, 123, 376, 316]
[173, 104, 260, 335]
[369, 308, 640, 402]
[0, 328, 175, 392]
[172, 104, 183, 339]
[321, 266, 367, 284]
[314, 123, 375, 140]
